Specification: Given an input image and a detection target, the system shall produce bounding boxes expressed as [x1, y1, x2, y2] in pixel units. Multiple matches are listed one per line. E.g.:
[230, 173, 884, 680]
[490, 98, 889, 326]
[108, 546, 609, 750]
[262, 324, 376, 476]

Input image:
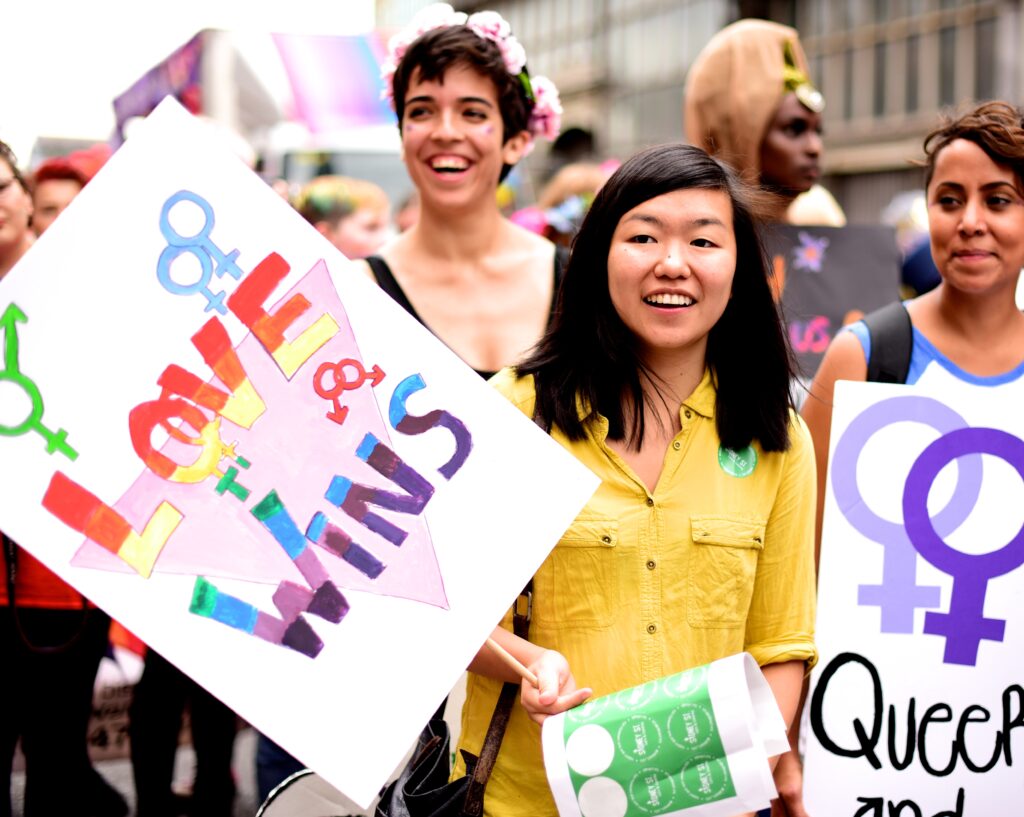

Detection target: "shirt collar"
[576, 368, 717, 435]
[680, 368, 716, 420]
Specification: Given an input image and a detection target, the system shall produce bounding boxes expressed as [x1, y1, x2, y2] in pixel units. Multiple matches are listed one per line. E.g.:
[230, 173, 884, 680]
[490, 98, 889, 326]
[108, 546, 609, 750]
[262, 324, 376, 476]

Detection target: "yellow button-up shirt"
[453, 368, 817, 817]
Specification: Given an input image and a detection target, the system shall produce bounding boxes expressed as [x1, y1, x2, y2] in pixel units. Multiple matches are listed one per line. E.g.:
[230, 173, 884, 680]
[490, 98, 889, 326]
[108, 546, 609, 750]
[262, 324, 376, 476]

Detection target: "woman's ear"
[502, 130, 533, 165]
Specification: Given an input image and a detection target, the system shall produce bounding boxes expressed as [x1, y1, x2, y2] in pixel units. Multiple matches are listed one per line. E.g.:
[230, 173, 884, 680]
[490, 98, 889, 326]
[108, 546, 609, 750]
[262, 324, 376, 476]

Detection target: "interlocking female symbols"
[903, 427, 1024, 665]
[0, 303, 77, 461]
[157, 190, 244, 314]
[831, 396, 982, 633]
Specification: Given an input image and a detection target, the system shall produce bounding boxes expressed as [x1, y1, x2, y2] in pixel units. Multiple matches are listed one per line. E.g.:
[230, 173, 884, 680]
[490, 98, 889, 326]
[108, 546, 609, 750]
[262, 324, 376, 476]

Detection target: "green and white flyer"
[542, 653, 788, 817]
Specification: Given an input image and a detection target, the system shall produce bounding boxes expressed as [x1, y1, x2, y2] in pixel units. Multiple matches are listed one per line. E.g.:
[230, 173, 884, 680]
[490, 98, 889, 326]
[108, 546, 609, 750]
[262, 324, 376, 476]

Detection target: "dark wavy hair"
[923, 101, 1024, 190]
[517, 143, 796, 452]
[391, 25, 533, 182]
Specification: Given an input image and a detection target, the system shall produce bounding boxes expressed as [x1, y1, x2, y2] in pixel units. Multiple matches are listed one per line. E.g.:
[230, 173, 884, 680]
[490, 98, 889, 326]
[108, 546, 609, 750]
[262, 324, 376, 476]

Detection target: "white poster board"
[804, 377, 1024, 815]
[0, 98, 599, 808]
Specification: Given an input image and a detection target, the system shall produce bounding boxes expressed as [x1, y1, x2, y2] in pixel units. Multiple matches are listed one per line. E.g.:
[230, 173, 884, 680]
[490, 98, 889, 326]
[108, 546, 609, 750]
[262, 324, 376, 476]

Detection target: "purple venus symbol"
[903, 426, 1024, 666]
[831, 396, 982, 633]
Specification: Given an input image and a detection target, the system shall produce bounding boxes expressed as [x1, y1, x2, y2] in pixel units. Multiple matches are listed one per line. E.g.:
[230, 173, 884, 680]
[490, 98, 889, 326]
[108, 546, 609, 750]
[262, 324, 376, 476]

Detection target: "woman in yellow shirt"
[455, 143, 818, 816]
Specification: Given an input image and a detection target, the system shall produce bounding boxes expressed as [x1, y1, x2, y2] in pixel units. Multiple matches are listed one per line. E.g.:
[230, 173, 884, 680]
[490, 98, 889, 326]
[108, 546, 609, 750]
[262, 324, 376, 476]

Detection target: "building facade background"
[375, 0, 1024, 223]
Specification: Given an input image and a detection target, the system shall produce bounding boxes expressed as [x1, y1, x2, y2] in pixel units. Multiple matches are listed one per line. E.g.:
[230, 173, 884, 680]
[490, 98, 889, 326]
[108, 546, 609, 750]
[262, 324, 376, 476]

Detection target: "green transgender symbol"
[0, 303, 78, 460]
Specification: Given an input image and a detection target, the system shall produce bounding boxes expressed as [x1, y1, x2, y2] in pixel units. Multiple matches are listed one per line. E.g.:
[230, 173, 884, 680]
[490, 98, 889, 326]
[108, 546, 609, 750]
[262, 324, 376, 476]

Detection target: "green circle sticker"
[718, 445, 757, 478]
[616, 715, 663, 762]
[568, 694, 612, 724]
[662, 666, 706, 699]
[667, 703, 715, 751]
[629, 767, 678, 814]
[613, 682, 657, 713]
[681, 755, 730, 803]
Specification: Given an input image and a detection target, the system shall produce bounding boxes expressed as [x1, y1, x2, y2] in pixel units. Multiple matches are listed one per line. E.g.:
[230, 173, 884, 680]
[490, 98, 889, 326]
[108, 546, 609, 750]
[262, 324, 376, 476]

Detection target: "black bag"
[376, 586, 531, 817]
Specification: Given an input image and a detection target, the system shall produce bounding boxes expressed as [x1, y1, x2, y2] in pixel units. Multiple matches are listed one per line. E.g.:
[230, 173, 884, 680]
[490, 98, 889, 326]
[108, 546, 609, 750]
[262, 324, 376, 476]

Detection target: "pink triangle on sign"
[72, 259, 449, 610]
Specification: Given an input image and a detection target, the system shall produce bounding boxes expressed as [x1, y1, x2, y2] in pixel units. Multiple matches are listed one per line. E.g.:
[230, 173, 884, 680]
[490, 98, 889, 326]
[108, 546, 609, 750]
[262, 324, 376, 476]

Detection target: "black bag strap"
[3, 532, 90, 653]
[864, 301, 913, 384]
[461, 581, 533, 817]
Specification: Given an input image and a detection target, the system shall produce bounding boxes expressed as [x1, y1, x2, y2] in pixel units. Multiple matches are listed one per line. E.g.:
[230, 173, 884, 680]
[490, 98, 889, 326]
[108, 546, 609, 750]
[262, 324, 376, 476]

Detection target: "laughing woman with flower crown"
[357, 3, 564, 381]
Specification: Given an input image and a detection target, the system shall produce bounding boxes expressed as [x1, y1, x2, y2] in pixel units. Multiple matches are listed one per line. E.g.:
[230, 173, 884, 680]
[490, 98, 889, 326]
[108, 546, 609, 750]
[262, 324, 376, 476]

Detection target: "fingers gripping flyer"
[543, 653, 789, 817]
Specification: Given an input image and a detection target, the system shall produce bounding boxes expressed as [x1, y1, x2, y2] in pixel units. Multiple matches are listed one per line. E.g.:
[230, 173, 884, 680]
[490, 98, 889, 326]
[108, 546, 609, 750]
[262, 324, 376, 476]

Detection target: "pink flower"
[496, 35, 527, 76]
[528, 75, 562, 141]
[467, 11, 511, 43]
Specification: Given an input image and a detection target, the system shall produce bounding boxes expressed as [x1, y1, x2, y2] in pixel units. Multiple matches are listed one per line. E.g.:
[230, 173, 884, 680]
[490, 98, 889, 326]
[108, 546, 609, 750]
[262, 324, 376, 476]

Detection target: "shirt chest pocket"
[687, 514, 765, 629]
[534, 516, 618, 631]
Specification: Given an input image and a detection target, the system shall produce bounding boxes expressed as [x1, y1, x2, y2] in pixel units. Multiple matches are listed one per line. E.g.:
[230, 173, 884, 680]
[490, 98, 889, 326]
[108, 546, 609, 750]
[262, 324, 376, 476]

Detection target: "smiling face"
[759, 92, 822, 198]
[607, 187, 737, 368]
[400, 64, 529, 211]
[927, 138, 1024, 298]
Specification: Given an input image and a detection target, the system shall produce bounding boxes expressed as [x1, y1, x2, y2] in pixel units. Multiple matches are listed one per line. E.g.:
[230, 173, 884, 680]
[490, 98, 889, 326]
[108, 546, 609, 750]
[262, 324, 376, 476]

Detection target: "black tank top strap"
[366, 255, 426, 326]
[367, 255, 496, 380]
[368, 251, 564, 381]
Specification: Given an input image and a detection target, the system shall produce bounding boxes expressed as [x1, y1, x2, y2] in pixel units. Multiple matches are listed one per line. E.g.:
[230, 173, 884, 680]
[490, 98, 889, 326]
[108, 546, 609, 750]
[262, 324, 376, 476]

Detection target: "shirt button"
[646, 623, 657, 634]
[646, 497, 654, 507]
[646, 559, 657, 570]
[684, 409, 692, 419]
[672, 441, 681, 450]
[601, 535, 612, 544]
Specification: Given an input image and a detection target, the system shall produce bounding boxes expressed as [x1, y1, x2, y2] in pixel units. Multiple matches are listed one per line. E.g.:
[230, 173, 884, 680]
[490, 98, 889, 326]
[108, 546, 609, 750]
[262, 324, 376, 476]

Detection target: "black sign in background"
[764, 224, 902, 380]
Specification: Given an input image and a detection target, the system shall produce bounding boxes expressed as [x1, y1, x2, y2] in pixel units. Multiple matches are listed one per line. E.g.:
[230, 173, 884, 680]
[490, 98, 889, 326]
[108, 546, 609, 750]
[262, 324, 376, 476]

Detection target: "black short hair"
[518, 143, 796, 452]
[391, 25, 532, 183]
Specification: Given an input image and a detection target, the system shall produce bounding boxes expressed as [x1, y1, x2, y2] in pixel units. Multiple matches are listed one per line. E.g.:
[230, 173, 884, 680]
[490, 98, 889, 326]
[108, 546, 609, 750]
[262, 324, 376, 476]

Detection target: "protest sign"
[763, 224, 900, 380]
[543, 653, 788, 817]
[803, 377, 1024, 816]
[0, 98, 599, 808]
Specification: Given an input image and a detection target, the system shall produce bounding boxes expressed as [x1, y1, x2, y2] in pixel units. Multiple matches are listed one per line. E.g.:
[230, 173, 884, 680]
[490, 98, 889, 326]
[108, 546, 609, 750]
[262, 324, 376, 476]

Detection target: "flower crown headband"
[380, 3, 562, 144]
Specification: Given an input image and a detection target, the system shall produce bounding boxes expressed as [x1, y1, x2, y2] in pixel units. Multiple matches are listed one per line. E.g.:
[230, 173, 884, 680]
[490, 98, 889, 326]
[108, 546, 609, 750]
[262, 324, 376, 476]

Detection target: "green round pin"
[717, 444, 757, 478]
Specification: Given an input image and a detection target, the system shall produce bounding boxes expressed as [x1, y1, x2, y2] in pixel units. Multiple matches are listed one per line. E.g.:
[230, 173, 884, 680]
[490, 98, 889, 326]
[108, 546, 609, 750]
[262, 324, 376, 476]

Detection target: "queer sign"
[0, 98, 599, 808]
[803, 378, 1024, 816]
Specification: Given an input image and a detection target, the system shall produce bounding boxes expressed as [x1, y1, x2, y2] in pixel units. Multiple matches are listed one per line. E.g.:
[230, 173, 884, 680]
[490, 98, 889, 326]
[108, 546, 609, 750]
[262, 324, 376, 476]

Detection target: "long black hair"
[517, 143, 796, 452]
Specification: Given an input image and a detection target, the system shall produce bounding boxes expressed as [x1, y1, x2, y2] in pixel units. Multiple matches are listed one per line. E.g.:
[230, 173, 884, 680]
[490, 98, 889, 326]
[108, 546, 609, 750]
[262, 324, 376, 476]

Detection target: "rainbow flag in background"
[272, 32, 397, 133]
